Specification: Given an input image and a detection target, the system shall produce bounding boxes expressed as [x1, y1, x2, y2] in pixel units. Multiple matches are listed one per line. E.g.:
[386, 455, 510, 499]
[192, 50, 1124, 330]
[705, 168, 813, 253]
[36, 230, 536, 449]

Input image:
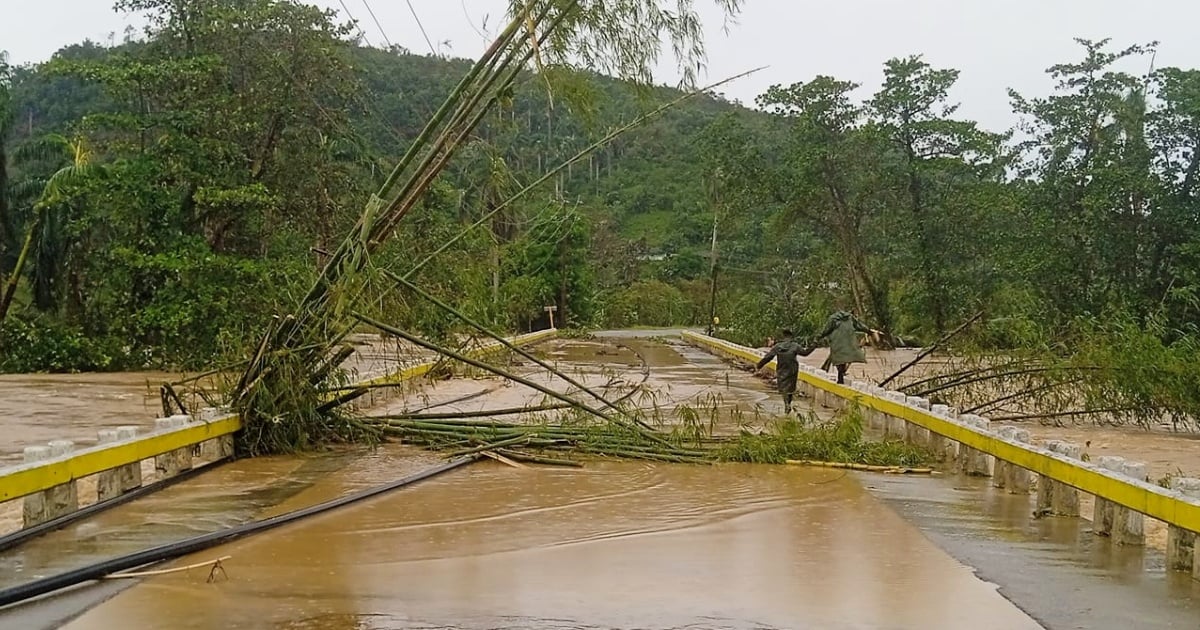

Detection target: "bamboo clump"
[226, 0, 763, 455]
[363, 416, 711, 464]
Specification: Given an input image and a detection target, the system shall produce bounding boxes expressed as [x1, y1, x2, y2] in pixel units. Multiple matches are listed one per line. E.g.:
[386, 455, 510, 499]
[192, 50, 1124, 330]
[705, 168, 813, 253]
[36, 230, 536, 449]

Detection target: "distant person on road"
[755, 329, 813, 414]
[817, 307, 881, 385]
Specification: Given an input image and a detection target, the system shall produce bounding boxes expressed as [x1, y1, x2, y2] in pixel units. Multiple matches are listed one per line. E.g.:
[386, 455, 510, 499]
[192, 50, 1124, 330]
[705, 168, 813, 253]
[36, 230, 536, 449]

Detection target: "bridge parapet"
[682, 330, 1200, 579]
[0, 328, 557, 536]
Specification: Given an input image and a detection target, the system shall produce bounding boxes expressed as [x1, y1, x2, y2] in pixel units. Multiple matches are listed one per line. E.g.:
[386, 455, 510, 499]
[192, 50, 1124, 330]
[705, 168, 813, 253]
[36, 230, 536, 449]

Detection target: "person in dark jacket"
[817, 309, 880, 385]
[755, 329, 813, 414]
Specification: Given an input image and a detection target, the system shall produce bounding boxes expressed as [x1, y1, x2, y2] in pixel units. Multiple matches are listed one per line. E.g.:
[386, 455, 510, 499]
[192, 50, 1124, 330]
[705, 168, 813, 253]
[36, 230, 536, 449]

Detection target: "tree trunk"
[0, 141, 12, 272]
[491, 242, 500, 307]
[557, 238, 569, 327]
[0, 209, 41, 324]
[904, 140, 945, 335]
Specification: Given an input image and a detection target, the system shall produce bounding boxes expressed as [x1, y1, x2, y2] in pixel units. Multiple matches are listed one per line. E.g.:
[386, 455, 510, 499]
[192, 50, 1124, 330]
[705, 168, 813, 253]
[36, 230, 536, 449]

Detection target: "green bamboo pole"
[371, 403, 571, 420]
[0, 210, 41, 323]
[387, 270, 631, 415]
[495, 449, 583, 468]
[367, 3, 569, 241]
[448, 434, 533, 457]
[351, 311, 676, 448]
[401, 67, 765, 282]
[267, 3, 571, 361]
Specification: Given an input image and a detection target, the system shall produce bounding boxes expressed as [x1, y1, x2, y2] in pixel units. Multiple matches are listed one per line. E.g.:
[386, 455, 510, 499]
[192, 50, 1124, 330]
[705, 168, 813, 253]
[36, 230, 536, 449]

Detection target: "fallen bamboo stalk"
[448, 434, 532, 457]
[102, 556, 232, 579]
[370, 403, 571, 420]
[909, 365, 1103, 398]
[380, 426, 522, 441]
[401, 67, 765, 284]
[481, 450, 528, 469]
[232, 5, 571, 441]
[785, 460, 934, 475]
[576, 447, 709, 464]
[386, 271, 633, 411]
[373, 418, 521, 430]
[351, 312, 677, 449]
[879, 311, 983, 388]
[496, 449, 583, 468]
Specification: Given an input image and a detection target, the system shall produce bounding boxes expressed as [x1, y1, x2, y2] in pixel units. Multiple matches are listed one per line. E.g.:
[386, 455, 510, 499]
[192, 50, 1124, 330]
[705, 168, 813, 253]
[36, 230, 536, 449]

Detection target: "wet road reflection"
[63, 461, 1041, 630]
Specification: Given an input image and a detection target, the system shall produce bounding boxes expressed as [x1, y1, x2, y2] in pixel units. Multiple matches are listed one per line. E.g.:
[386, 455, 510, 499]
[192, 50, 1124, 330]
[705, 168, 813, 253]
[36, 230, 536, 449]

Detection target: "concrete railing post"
[1037, 441, 1082, 517]
[23, 441, 79, 527]
[884, 392, 907, 439]
[960, 415, 994, 477]
[198, 407, 236, 460]
[994, 427, 1017, 489]
[45, 440, 79, 519]
[823, 370, 840, 409]
[115, 425, 143, 492]
[866, 387, 886, 431]
[1093, 456, 1126, 537]
[1036, 440, 1060, 512]
[154, 416, 194, 479]
[1052, 442, 1082, 516]
[22, 446, 51, 527]
[1166, 477, 1200, 572]
[1008, 429, 1033, 494]
[96, 429, 122, 501]
[928, 404, 955, 463]
[1113, 461, 1146, 546]
[904, 397, 932, 448]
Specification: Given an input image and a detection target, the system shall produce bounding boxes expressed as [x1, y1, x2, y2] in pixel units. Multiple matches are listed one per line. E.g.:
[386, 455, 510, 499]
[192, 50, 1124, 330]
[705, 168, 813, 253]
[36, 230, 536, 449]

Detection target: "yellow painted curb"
[683, 330, 1200, 533]
[0, 329, 558, 502]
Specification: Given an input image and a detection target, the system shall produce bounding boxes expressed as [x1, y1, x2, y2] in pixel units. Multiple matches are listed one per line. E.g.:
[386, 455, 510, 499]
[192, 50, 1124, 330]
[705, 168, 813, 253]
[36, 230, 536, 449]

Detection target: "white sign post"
[544, 305, 558, 329]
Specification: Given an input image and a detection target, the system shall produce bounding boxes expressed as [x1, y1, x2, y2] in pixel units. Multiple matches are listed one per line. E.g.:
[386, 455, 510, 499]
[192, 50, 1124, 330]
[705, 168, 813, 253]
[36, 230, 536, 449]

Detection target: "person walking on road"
[817, 308, 881, 385]
[756, 329, 813, 414]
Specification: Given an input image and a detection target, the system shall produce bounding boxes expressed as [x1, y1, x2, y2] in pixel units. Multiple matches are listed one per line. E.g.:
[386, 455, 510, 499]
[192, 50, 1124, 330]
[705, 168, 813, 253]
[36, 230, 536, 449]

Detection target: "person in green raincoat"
[755, 329, 813, 414]
[817, 308, 881, 385]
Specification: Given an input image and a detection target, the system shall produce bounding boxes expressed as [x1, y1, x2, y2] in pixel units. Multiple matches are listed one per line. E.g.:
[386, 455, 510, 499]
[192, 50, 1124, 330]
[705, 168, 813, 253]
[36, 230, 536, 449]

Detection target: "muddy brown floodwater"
[9, 331, 1200, 629]
[0, 372, 173, 463]
[61, 460, 1040, 630]
[0, 335, 469, 465]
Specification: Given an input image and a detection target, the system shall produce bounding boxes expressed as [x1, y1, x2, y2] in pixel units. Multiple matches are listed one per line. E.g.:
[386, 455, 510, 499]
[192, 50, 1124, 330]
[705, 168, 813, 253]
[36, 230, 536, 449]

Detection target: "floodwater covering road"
[59, 461, 1041, 630]
[3, 332, 1200, 628]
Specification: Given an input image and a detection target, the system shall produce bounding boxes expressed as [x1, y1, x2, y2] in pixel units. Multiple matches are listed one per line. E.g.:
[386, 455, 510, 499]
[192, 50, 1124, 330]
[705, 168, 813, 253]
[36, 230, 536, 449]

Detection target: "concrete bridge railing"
[682, 330, 1200, 579]
[0, 328, 558, 532]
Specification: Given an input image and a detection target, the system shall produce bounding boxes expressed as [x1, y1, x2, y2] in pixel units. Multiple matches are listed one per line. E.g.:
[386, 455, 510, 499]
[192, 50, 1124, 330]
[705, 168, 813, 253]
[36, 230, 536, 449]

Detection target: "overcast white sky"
[3, 0, 1198, 132]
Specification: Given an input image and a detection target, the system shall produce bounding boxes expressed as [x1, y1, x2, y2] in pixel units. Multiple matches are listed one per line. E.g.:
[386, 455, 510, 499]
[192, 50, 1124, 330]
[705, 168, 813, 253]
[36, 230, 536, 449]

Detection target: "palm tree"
[0, 134, 99, 323]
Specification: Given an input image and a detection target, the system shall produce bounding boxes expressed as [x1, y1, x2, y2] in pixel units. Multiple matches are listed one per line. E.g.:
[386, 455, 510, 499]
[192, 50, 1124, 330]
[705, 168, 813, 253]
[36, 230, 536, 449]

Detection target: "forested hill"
[7, 41, 747, 262]
[3, 0, 1200, 424]
[0, 23, 764, 373]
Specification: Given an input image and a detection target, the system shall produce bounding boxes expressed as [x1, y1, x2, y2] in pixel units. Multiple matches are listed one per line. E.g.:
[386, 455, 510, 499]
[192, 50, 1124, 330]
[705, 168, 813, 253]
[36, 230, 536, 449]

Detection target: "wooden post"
[544, 305, 557, 329]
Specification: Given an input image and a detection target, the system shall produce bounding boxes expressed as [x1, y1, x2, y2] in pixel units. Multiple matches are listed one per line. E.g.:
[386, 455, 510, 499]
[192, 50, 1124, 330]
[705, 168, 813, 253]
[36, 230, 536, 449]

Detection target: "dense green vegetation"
[0, 1, 750, 372]
[1, 0, 1198, 432]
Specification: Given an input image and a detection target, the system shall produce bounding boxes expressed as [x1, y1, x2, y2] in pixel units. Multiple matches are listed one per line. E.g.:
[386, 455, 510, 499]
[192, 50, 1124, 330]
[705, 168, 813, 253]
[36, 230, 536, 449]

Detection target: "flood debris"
[361, 394, 935, 470]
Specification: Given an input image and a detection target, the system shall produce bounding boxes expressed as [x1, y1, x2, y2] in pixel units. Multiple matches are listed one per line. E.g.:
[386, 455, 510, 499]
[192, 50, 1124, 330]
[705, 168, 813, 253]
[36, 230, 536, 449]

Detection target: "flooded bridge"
[2, 330, 1200, 629]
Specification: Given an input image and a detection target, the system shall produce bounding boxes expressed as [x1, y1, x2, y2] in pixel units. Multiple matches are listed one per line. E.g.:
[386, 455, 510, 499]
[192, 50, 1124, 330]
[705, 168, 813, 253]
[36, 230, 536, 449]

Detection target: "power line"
[359, 0, 395, 50]
[402, 0, 439, 56]
[337, 0, 374, 48]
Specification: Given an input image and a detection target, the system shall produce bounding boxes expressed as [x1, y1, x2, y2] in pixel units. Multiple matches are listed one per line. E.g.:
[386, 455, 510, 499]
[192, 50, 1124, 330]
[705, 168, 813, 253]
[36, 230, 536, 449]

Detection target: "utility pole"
[706, 170, 721, 336]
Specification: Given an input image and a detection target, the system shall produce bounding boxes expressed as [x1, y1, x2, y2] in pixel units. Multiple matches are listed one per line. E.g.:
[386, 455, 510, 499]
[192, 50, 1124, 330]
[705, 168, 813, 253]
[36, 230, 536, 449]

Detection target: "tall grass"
[719, 407, 932, 466]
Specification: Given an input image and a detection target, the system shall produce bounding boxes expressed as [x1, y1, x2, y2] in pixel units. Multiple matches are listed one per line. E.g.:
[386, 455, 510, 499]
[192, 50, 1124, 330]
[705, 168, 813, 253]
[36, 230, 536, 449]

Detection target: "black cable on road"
[0, 456, 480, 609]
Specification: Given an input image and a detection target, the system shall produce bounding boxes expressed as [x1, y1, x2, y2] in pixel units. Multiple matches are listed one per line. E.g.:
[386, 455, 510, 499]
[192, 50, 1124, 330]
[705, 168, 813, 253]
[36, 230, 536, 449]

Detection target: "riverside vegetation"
[0, 2, 1198, 434]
